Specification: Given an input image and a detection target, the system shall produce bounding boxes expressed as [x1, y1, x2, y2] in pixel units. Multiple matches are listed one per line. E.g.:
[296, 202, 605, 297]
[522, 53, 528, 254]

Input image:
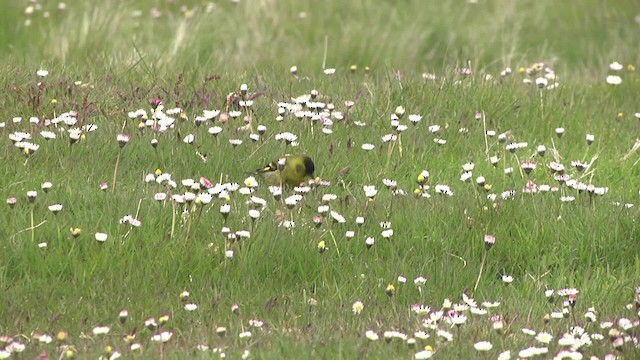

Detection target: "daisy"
[474, 341, 492, 351]
[365, 330, 379, 341]
[535, 331, 553, 344]
[48, 204, 63, 214]
[116, 134, 131, 147]
[151, 331, 173, 343]
[352, 301, 364, 314]
[95, 233, 108, 242]
[363, 185, 378, 199]
[606, 75, 622, 85]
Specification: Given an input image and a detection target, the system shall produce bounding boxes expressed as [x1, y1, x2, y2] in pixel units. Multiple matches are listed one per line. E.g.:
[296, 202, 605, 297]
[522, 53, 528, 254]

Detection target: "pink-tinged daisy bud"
[231, 304, 240, 315]
[240, 83, 248, 96]
[6, 197, 17, 209]
[99, 182, 108, 191]
[312, 215, 323, 228]
[289, 66, 297, 75]
[151, 138, 158, 148]
[149, 98, 163, 109]
[491, 316, 503, 332]
[116, 134, 131, 147]
[555, 127, 565, 138]
[484, 234, 496, 251]
[520, 160, 536, 175]
[568, 294, 577, 308]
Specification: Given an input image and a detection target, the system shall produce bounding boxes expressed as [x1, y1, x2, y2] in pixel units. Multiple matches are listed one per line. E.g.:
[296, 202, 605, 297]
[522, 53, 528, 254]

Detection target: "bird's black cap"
[304, 156, 315, 177]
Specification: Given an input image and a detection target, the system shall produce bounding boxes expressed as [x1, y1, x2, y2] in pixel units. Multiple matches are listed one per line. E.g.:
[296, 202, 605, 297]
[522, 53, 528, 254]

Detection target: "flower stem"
[170, 201, 177, 239]
[473, 250, 488, 293]
[112, 149, 122, 193]
[30, 205, 35, 243]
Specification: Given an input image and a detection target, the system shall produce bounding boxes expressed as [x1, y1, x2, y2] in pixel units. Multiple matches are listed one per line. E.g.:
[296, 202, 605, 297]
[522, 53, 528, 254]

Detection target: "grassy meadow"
[1, 0, 640, 359]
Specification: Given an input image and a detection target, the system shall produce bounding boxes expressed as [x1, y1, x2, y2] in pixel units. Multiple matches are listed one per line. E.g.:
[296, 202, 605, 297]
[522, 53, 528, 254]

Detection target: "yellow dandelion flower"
[70, 227, 82, 237]
[317, 240, 327, 253]
[57, 331, 68, 342]
[385, 284, 396, 296]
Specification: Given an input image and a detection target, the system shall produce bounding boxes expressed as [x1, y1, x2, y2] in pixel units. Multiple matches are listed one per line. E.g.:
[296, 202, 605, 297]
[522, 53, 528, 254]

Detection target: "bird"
[251, 154, 315, 188]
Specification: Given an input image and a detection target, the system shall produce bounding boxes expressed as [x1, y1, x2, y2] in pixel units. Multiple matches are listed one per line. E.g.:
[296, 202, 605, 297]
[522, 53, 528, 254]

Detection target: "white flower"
[48, 204, 63, 213]
[365, 330, 379, 341]
[415, 350, 433, 359]
[330, 210, 346, 223]
[151, 331, 173, 342]
[474, 341, 492, 351]
[239, 331, 252, 339]
[92, 325, 111, 335]
[208, 126, 223, 136]
[497, 351, 511, 360]
[184, 303, 198, 311]
[606, 75, 622, 85]
[408, 114, 422, 123]
[361, 143, 375, 151]
[609, 61, 623, 71]
[535, 331, 553, 344]
[363, 185, 378, 198]
[36, 69, 49, 77]
[502, 275, 513, 283]
[352, 301, 364, 314]
[365, 237, 375, 247]
[518, 346, 548, 358]
[183, 134, 195, 144]
[95, 232, 108, 242]
[535, 77, 548, 88]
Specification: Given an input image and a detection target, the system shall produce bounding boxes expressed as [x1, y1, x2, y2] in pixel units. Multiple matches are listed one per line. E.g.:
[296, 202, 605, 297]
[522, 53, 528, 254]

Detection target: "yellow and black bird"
[252, 154, 315, 188]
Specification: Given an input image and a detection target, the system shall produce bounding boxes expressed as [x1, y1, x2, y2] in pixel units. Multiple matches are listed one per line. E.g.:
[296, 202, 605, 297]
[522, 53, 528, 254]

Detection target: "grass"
[1, 0, 640, 359]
